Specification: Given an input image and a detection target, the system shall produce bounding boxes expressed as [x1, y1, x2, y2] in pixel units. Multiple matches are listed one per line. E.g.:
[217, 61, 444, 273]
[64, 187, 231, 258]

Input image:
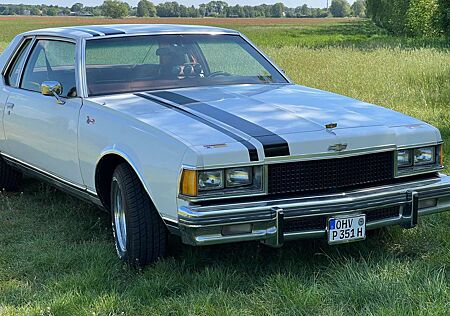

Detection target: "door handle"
[5, 102, 14, 115]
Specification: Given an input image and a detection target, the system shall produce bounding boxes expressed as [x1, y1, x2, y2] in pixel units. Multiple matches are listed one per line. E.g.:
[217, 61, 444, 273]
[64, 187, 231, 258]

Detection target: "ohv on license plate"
[327, 214, 366, 245]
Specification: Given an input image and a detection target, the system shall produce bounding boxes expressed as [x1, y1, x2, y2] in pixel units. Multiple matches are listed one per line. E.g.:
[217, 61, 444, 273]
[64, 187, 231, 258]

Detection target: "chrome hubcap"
[112, 179, 126, 253]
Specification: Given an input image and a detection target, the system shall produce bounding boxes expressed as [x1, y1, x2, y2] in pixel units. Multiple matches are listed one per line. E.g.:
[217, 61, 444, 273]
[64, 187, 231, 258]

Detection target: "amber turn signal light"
[180, 169, 197, 196]
[440, 145, 444, 167]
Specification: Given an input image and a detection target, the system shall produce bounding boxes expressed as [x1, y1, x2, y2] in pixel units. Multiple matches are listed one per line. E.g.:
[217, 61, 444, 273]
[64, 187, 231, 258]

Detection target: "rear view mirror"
[41, 81, 65, 105]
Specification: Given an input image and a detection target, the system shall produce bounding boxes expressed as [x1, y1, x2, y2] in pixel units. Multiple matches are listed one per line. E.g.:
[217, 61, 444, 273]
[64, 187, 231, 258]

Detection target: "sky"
[3, 0, 356, 9]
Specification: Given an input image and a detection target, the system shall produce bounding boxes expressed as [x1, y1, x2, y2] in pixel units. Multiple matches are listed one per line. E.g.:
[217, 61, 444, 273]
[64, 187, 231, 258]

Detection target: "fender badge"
[203, 144, 227, 149]
[86, 116, 96, 124]
[328, 143, 348, 152]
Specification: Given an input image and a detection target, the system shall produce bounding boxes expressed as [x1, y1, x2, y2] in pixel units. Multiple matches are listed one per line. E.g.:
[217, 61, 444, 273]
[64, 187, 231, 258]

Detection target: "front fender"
[78, 100, 189, 220]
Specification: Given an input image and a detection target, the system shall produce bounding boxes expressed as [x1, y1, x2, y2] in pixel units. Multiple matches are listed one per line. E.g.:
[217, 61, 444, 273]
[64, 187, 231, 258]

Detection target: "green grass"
[0, 18, 449, 315]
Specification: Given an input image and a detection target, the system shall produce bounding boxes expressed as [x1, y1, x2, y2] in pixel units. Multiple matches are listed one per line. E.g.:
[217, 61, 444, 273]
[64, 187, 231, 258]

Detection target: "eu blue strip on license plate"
[328, 214, 366, 245]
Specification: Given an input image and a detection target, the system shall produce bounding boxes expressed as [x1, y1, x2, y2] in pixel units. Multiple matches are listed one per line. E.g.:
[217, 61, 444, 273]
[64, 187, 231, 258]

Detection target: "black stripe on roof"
[87, 26, 126, 36]
[69, 27, 102, 37]
[135, 93, 259, 162]
[150, 91, 290, 158]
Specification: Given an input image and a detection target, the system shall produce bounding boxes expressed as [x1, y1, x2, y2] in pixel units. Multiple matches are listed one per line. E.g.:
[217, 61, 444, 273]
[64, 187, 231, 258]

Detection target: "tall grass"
[0, 18, 449, 315]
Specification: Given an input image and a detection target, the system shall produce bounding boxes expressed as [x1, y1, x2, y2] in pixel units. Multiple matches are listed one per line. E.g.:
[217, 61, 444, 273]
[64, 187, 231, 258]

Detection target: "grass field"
[0, 17, 449, 315]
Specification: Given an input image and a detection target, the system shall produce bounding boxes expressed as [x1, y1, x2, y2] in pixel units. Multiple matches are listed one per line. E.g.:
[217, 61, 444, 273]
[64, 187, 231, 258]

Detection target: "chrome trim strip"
[397, 141, 443, 149]
[80, 38, 88, 98]
[86, 188, 98, 196]
[1, 152, 87, 191]
[182, 143, 441, 170]
[397, 166, 444, 178]
[1, 152, 103, 207]
[419, 204, 450, 216]
[263, 144, 396, 164]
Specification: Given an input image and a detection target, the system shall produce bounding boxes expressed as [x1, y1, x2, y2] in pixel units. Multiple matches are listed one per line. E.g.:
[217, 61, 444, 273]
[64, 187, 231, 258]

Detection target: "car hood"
[93, 84, 440, 164]
[147, 83, 421, 132]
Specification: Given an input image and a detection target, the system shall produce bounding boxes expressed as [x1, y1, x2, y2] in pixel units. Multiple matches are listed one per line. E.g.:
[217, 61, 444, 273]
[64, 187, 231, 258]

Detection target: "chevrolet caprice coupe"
[1, 24, 449, 266]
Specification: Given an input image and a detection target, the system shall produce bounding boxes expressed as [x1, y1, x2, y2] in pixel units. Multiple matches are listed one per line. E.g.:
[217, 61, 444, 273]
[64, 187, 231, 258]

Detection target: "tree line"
[0, 0, 366, 19]
[366, 0, 450, 36]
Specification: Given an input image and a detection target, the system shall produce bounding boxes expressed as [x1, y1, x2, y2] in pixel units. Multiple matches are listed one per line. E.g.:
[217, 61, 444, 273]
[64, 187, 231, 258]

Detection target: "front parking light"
[180, 169, 197, 196]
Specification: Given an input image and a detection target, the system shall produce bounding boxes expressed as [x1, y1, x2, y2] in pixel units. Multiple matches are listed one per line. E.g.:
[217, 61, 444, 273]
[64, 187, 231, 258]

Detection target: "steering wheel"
[207, 71, 232, 78]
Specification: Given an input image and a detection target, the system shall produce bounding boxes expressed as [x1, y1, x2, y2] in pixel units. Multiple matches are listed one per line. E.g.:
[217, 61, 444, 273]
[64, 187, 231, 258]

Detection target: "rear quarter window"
[4, 38, 31, 87]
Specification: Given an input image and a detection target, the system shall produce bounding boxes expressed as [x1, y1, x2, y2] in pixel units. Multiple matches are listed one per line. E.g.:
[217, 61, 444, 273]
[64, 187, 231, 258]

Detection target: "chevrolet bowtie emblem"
[325, 122, 338, 129]
[328, 143, 348, 152]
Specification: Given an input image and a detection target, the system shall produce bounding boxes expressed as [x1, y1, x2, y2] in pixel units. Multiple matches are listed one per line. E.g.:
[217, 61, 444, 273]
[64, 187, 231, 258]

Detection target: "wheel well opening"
[95, 154, 128, 210]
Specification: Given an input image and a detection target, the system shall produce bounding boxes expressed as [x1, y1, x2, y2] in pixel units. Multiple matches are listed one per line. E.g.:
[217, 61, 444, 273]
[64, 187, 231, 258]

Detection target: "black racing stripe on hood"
[135, 93, 259, 162]
[87, 26, 126, 36]
[150, 91, 290, 158]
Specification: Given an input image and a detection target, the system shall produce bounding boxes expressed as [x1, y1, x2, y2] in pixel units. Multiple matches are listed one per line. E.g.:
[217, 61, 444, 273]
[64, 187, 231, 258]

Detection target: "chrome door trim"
[1, 152, 93, 194]
[1, 152, 103, 207]
[79, 38, 88, 98]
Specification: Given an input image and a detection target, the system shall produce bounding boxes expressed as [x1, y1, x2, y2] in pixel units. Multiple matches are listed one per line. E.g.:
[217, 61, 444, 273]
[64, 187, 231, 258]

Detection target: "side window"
[21, 40, 76, 97]
[5, 39, 31, 88]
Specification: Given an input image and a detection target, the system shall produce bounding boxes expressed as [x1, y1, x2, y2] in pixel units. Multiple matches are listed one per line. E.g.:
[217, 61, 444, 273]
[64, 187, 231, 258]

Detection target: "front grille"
[283, 206, 400, 233]
[284, 216, 327, 232]
[366, 206, 400, 222]
[268, 151, 394, 195]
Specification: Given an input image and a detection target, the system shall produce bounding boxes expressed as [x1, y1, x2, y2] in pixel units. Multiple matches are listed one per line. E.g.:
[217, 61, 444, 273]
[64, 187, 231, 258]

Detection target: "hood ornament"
[328, 143, 348, 152]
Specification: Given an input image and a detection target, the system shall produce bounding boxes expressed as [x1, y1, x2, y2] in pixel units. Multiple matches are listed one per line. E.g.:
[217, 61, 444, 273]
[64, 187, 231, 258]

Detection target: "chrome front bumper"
[177, 174, 450, 247]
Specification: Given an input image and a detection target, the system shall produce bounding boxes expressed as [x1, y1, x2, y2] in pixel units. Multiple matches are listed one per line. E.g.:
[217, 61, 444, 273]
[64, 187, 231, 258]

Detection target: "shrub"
[366, 0, 450, 36]
[406, 0, 441, 36]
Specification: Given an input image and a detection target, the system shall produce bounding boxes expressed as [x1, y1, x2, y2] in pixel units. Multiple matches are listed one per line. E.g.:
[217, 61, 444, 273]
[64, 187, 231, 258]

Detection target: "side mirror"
[41, 81, 65, 105]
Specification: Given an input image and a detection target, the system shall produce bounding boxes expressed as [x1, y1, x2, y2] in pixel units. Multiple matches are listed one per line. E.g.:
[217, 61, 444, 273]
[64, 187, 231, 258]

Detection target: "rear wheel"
[0, 157, 22, 191]
[110, 163, 167, 266]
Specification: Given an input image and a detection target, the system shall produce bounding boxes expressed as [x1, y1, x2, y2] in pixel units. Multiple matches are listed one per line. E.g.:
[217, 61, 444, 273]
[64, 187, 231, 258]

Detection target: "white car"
[0, 24, 449, 266]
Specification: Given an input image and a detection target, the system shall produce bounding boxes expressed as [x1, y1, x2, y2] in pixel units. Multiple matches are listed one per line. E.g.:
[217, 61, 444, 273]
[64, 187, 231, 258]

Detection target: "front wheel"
[110, 163, 167, 266]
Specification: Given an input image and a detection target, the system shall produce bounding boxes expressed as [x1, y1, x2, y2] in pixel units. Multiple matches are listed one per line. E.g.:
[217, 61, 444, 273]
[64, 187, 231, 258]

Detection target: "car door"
[3, 37, 84, 186]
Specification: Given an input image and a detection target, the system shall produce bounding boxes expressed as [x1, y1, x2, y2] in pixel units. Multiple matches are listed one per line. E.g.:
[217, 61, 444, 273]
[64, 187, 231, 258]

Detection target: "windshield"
[85, 34, 287, 96]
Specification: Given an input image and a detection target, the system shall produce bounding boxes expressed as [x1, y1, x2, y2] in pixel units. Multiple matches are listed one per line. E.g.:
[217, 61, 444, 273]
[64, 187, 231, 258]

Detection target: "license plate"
[327, 214, 366, 245]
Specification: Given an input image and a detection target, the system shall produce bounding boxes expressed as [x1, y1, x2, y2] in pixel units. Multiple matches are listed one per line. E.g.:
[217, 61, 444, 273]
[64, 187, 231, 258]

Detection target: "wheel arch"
[95, 150, 154, 211]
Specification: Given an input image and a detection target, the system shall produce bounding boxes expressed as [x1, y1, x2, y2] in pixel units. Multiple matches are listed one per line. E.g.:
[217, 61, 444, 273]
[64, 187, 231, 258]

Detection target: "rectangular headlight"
[413, 147, 435, 165]
[180, 166, 263, 199]
[397, 149, 412, 167]
[226, 167, 252, 187]
[198, 170, 224, 191]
